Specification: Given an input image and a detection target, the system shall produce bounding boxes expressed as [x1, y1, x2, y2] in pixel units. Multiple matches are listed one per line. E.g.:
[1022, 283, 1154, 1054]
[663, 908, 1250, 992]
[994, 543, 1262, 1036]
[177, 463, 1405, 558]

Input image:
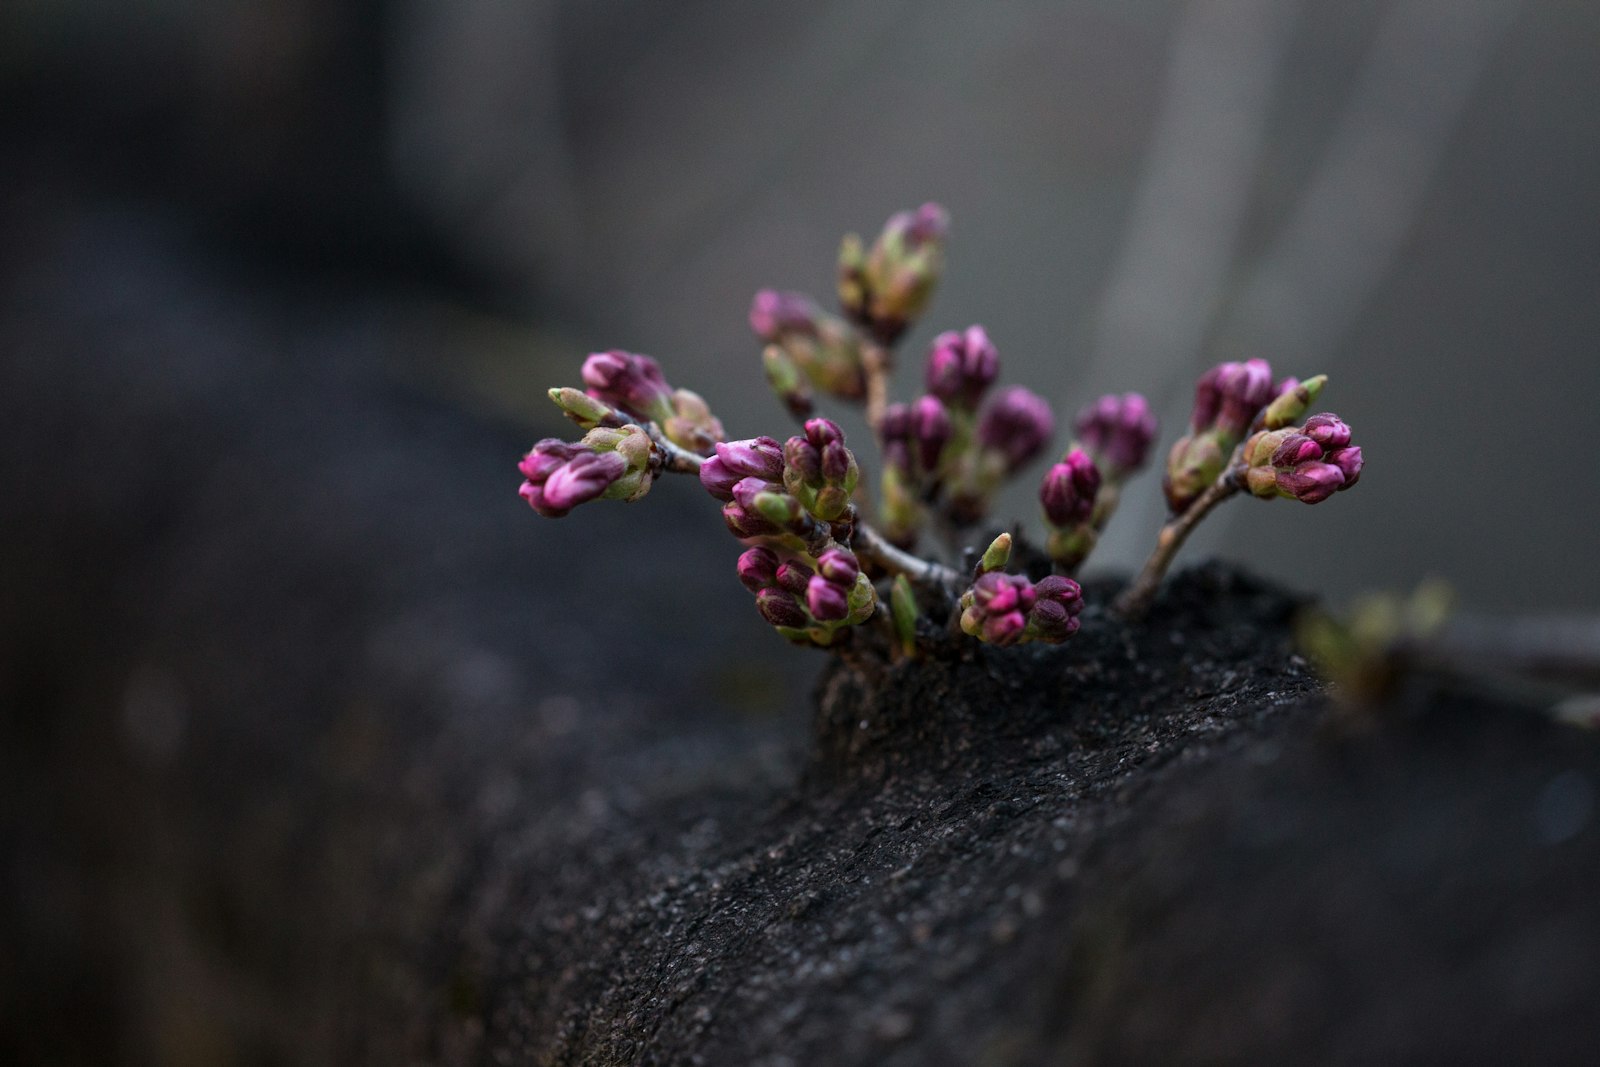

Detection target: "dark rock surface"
[4, 204, 1599, 1066]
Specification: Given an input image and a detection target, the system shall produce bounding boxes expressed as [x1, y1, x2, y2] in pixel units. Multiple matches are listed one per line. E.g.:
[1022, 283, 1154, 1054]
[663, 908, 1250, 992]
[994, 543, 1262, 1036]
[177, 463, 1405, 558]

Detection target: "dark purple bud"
[737, 547, 779, 592]
[1030, 575, 1085, 642]
[806, 576, 850, 622]
[1190, 366, 1223, 434]
[700, 436, 785, 500]
[776, 560, 814, 596]
[881, 403, 913, 442]
[1074, 392, 1157, 477]
[1327, 446, 1363, 489]
[804, 417, 845, 449]
[982, 611, 1027, 646]
[1039, 449, 1101, 527]
[783, 419, 859, 521]
[756, 588, 808, 629]
[815, 547, 860, 585]
[1268, 432, 1323, 468]
[748, 290, 819, 342]
[1214, 358, 1276, 437]
[925, 325, 1000, 407]
[783, 435, 822, 482]
[1302, 412, 1352, 451]
[1035, 575, 1084, 612]
[518, 439, 581, 484]
[978, 386, 1055, 470]
[911, 395, 952, 472]
[539, 451, 628, 513]
[821, 440, 852, 481]
[1276, 462, 1345, 504]
[581, 350, 674, 421]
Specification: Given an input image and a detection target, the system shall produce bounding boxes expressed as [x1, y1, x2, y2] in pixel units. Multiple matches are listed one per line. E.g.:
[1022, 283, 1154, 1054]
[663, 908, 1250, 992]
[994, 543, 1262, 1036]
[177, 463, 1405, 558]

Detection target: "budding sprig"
[517, 203, 1371, 660]
[1038, 392, 1159, 574]
[879, 328, 1056, 548]
[956, 534, 1085, 647]
[1114, 364, 1364, 620]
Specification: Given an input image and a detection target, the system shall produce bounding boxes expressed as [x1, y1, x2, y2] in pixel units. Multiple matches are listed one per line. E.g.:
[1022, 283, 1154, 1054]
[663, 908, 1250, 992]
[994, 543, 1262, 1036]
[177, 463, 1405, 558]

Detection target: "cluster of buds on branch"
[518, 203, 1367, 656]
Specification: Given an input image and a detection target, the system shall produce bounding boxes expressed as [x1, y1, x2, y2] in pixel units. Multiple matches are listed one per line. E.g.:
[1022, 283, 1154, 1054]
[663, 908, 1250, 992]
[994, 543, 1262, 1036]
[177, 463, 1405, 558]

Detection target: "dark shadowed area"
[3, 2, 1599, 1064]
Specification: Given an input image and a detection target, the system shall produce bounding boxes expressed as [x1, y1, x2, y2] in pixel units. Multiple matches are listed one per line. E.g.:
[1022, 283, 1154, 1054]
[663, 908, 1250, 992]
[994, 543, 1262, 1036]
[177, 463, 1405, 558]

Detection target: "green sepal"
[979, 532, 1012, 575]
[548, 386, 616, 429]
[1261, 375, 1327, 431]
[845, 573, 877, 625]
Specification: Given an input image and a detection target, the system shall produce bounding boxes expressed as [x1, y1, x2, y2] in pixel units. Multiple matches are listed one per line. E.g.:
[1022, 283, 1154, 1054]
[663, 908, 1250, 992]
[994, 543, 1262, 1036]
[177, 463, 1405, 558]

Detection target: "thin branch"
[1114, 464, 1243, 620]
[853, 519, 962, 599]
[645, 425, 705, 474]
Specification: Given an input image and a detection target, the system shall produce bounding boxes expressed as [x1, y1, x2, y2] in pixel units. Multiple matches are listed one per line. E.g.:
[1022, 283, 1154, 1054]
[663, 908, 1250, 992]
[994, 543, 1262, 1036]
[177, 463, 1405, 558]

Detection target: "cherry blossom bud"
[838, 202, 949, 344]
[815, 547, 860, 585]
[748, 290, 818, 341]
[700, 437, 785, 500]
[1327, 445, 1363, 488]
[977, 386, 1055, 470]
[912, 395, 952, 473]
[737, 547, 779, 592]
[1029, 575, 1085, 642]
[806, 576, 851, 622]
[925, 325, 999, 408]
[1074, 393, 1157, 479]
[750, 290, 866, 401]
[1302, 412, 1352, 450]
[756, 588, 808, 629]
[776, 560, 814, 597]
[782, 418, 860, 521]
[534, 451, 628, 516]
[582, 350, 675, 424]
[1039, 449, 1101, 527]
[1242, 415, 1363, 504]
[959, 572, 1036, 647]
[1212, 358, 1276, 438]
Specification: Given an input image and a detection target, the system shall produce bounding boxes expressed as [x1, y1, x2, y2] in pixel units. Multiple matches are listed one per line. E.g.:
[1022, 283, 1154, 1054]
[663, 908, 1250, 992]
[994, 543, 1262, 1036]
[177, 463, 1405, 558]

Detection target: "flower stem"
[1114, 468, 1242, 621]
[861, 339, 891, 437]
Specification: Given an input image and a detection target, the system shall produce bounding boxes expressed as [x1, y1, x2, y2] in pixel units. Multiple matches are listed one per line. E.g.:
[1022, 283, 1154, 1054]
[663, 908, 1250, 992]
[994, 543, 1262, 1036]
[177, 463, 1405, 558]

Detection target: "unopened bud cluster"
[518, 203, 1369, 657]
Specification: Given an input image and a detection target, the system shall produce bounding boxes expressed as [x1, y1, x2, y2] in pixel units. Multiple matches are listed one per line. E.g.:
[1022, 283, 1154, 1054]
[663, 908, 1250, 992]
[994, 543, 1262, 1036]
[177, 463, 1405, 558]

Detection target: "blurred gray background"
[6, 0, 1598, 608]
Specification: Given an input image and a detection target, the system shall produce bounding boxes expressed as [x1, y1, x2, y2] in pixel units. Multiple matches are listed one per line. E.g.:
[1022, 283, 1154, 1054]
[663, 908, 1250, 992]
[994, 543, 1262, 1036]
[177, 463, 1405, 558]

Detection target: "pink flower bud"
[925, 325, 999, 407]
[748, 290, 818, 342]
[1302, 412, 1352, 450]
[1268, 433, 1324, 468]
[911, 395, 952, 472]
[1326, 446, 1363, 488]
[1215, 358, 1276, 437]
[1039, 449, 1101, 527]
[737, 547, 779, 592]
[1276, 462, 1345, 503]
[537, 451, 628, 515]
[581, 350, 674, 422]
[815, 547, 860, 585]
[978, 386, 1055, 470]
[518, 439, 581, 484]
[700, 437, 785, 500]
[806, 575, 851, 622]
[1074, 393, 1157, 477]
